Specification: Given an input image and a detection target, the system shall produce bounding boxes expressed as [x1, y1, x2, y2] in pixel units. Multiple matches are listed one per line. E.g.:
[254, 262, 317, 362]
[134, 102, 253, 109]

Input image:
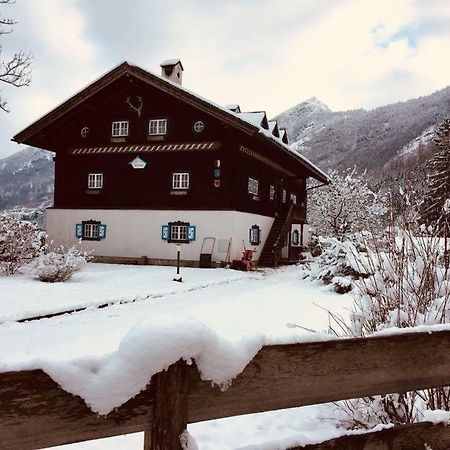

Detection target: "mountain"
[0, 147, 54, 211]
[275, 87, 450, 173]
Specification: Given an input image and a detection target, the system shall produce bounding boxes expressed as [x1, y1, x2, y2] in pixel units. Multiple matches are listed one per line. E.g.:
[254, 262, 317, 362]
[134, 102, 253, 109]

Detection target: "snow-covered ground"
[0, 263, 354, 449]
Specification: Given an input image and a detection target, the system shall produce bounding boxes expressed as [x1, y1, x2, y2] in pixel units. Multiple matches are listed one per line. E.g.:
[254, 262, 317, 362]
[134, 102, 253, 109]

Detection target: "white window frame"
[170, 224, 188, 242]
[111, 121, 129, 137]
[172, 172, 190, 190]
[290, 193, 297, 204]
[193, 120, 205, 133]
[149, 118, 167, 136]
[269, 185, 275, 200]
[88, 173, 103, 189]
[248, 177, 259, 195]
[84, 223, 99, 240]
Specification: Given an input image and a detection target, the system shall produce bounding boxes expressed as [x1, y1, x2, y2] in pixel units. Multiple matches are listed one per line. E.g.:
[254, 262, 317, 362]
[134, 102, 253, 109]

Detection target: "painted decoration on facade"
[129, 156, 147, 169]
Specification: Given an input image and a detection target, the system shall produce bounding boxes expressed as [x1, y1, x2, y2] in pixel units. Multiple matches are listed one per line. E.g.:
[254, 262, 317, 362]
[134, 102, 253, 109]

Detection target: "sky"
[1, 0, 450, 158]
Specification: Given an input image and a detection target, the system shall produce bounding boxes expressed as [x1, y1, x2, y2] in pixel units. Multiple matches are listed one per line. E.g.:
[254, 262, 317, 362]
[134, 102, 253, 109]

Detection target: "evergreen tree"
[422, 117, 450, 233]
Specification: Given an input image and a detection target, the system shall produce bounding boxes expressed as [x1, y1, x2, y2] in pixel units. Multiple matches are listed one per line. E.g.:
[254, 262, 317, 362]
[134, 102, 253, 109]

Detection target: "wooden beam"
[0, 369, 155, 450]
[1, 330, 450, 449]
[146, 360, 189, 450]
[188, 330, 450, 422]
[291, 421, 450, 450]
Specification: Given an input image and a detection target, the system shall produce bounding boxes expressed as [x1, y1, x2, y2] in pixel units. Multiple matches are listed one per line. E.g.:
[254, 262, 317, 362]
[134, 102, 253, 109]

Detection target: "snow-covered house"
[13, 60, 328, 267]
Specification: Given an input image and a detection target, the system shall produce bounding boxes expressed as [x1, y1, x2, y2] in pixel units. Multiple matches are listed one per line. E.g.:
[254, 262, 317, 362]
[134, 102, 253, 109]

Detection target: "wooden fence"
[2, 329, 450, 449]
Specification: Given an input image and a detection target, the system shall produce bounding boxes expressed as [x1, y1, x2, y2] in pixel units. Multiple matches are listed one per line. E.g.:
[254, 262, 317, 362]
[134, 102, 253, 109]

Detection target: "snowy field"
[0, 263, 355, 449]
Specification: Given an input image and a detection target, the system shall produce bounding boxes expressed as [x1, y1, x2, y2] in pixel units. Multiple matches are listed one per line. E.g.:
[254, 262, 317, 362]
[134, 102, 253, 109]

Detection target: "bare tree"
[0, 0, 32, 112]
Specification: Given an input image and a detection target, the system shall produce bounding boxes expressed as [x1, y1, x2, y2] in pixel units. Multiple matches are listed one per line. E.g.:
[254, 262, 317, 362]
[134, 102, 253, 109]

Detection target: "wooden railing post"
[144, 359, 189, 450]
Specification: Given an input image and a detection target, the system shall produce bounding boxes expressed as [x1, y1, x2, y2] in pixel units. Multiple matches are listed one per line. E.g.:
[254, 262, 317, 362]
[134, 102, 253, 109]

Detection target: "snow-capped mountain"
[0, 147, 54, 211]
[275, 87, 450, 172]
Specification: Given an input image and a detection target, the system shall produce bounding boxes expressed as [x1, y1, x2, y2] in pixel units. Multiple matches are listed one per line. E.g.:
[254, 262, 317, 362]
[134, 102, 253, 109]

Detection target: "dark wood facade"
[14, 65, 313, 218]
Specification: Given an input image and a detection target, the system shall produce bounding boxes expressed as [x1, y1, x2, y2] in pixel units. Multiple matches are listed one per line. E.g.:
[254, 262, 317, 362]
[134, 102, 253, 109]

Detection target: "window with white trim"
[269, 185, 275, 200]
[172, 172, 190, 189]
[290, 193, 297, 204]
[84, 222, 99, 239]
[88, 173, 103, 189]
[170, 224, 188, 242]
[248, 177, 259, 195]
[149, 119, 167, 135]
[249, 224, 261, 245]
[111, 121, 129, 137]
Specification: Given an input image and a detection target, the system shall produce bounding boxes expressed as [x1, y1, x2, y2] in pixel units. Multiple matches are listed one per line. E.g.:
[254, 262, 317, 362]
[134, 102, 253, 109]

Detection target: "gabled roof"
[225, 104, 241, 113]
[268, 120, 280, 138]
[238, 111, 269, 130]
[279, 128, 289, 144]
[13, 61, 328, 183]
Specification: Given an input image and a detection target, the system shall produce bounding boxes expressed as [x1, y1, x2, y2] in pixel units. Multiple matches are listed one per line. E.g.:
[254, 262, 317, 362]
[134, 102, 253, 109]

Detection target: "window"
[249, 225, 261, 245]
[149, 119, 167, 135]
[84, 222, 99, 239]
[269, 185, 275, 200]
[76, 221, 107, 241]
[173, 172, 190, 190]
[88, 173, 103, 189]
[171, 224, 188, 242]
[248, 177, 259, 195]
[290, 193, 297, 204]
[162, 222, 196, 243]
[193, 120, 205, 133]
[111, 121, 129, 137]
[292, 229, 300, 246]
[282, 189, 287, 203]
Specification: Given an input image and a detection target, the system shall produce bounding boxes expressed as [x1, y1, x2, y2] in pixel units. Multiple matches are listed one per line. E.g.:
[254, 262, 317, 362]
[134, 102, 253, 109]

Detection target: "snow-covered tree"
[0, 213, 43, 275]
[421, 116, 450, 234]
[308, 169, 386, 240]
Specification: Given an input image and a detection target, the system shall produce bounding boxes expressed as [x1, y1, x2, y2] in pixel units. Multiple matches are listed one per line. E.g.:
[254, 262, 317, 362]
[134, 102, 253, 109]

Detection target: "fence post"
[144, 359, 189, 450]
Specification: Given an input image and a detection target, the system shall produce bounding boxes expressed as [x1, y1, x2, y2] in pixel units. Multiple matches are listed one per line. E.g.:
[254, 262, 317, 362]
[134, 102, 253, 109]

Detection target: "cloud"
[1, 0, 450, 159]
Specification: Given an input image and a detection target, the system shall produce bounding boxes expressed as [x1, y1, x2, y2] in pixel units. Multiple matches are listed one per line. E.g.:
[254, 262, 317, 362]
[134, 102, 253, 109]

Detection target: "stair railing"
[272, 202, 295, 266]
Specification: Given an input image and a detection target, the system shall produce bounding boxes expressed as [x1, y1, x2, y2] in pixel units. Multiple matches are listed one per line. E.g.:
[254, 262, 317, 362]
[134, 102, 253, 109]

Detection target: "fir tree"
[422, 117, 450, 233]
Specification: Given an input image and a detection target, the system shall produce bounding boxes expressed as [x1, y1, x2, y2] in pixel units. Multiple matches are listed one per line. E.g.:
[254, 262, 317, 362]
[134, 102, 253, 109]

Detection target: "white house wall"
[46, 209, 274, 264]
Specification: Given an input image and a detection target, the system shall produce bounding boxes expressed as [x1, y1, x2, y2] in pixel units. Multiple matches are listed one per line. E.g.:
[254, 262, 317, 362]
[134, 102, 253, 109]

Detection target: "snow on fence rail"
[2, 329, 450, 449]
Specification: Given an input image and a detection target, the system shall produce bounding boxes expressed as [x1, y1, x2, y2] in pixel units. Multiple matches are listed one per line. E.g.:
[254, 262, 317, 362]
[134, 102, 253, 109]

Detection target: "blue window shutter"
[162, 225, 169, 240]
[188, 225, 196, 241]
[75, 224, 83, 238]
[99, 224, 107, 239]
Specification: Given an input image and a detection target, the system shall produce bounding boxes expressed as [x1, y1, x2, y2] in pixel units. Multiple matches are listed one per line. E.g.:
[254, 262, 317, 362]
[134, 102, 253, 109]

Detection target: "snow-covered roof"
[279, 128, 288, 144]
[225, 104, 241, 113]
[238, 111, 268, 129]
[268, 120, 280, 137]
[160, 58, 183, 69]
[13, 61, 329, 183]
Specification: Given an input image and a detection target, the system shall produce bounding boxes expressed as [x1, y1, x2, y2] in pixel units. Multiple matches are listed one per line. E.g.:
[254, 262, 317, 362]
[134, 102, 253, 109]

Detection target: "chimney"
[160, 58, 184, 85]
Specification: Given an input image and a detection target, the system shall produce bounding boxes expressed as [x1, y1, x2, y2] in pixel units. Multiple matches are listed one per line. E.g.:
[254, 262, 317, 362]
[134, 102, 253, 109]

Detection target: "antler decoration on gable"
[126, 96, 143, 117]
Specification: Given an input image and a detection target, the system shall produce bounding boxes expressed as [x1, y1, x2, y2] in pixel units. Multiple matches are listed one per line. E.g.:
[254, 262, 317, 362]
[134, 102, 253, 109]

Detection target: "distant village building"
[13, 60, 328, 267]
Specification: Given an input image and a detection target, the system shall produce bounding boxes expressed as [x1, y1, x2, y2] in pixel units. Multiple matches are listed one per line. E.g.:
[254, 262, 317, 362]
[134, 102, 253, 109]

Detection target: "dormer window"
[149, 119, 167, 136]
[111, 121, 129, 137]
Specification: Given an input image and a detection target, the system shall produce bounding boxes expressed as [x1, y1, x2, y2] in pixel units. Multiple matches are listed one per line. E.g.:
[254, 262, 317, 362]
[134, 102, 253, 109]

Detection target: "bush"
[332, 223, 450, 429]
[30, 246, 90, 282]
[0, 214, 44, 275]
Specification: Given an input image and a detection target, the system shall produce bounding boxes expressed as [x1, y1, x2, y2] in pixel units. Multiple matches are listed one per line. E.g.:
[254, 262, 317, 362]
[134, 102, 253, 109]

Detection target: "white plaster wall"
[46, 209, 274, 263]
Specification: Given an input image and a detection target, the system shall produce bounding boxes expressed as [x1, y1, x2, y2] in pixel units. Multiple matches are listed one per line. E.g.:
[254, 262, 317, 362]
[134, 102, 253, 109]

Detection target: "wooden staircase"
[258, 204, 295, 267]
